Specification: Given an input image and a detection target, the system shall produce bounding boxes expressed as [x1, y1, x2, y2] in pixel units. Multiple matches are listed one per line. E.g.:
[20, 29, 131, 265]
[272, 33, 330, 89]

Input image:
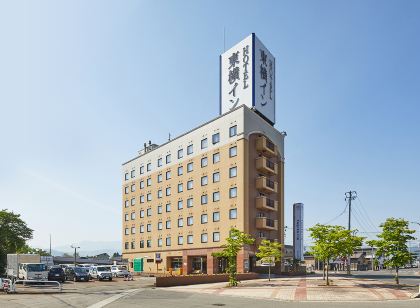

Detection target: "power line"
[355, 196, 379, 232]
[323, 203, 348, 224]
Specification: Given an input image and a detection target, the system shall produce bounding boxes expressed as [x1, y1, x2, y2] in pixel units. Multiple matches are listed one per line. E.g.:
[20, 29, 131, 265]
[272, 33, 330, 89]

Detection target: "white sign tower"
[220, 33, 276, 125]
[293, 203, 304, 261]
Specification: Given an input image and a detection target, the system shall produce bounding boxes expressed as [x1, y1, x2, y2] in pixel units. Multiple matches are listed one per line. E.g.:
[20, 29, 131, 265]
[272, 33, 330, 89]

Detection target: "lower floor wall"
[123, 247, 284, 275]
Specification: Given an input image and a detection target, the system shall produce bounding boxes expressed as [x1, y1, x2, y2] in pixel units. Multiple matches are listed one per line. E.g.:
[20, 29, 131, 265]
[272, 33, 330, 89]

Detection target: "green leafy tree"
[256, 239, 282, 281]
[17, 244, 50, 256]
[0, 209, 33, 274]
[308, 224, 364, 285]
[367, 218, 415, 285]
[212, 228, 254, 287]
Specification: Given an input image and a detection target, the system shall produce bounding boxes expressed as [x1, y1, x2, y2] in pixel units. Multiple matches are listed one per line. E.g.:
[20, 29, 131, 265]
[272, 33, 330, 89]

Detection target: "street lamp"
[410, 222, 420, 268]
[70, 244, 80, 267]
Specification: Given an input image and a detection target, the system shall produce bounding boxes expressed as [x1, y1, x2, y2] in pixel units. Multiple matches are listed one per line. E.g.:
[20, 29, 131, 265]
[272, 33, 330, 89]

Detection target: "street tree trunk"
[268, 264, 271, 281]
[322, 260, 326, 280]
[326, 261, 330, 286]
[395, 267, 399, 285]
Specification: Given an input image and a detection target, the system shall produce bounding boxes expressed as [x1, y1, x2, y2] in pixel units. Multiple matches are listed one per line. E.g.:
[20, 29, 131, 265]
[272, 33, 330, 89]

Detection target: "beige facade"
[122, 105, 285, 275]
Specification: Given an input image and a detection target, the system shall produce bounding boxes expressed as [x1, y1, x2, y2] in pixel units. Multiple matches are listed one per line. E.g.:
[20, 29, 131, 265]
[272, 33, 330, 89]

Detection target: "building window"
[201, 157, 208, 167]
[125, 228, 129, 235]
[213, 232, 220, 242]
[187, 235, 193, 244]
[140, 195, 145, 203]
[157, 189, 162, 199]
[201, 138, 208, 149]
[140, 240, 144, 248]
[166, 203, 171, 212]
[166, 220, 171, 229]
[178, 236, 183, 245]
[131, 198, 136, 206]
[140, 210, 144, 218]
[147, 193, 152, 201]
[229, 166, 237, 178]
[158, 158, 162, 167]
[166, 187, 171, 196]
[212, 172, 220, 183]
[124, 214, 129, 221]
[140, 225, 144, 233]
[187, 162, 193, 172]
[229, 208, 237, 219]
[125, 173, 129, 180]
[229, 146, 237, 157]
[131, 227, 136, 234]
[147, 178, 152, 186]
[213, 191, 220, 202]
[178, 183, 183, 193]
[158, 221, 163, 230]
[157, 174, 162, 183]
[166, 154, 171, 164]
[140, 166, 144, 174]
[178, 149, 183, 159]
[166, 170, 171, 180]
[131, 212, 136, 220]
[140, 180, 145, 189]
[187, 144, 193, 155]
[229, 187, 237, 198]
[131, 170, 135, 178]
[158, 238, 162, 247]
[125, 242, 129, 250]
[178, 218, 183, 227]
[158, 205, 162, 214]
[201, 194, 208, 205]
[147, 163, 151, 172]
[166, 237, 171, 246]
[187, 197, 193, 208]
[212, 133, 220, 144]
[213, 211, 220, 222]
[178, 200, 183, 210]
[187, 216, 193, 226]
[229, 125, 237, 137]
[131, 242, 135, 249]
[201, 233, 208, 243]
[201, 213, 208, 224]
[147, 240, 151, 248]
[124, 200, 129, 208]
[178, 166, 183, 176]
[147, 224, 151, 232]
[213, 152, 220, 163]
[201, 176, 208, 186]
[187, 180, 193, 190]
[131, 184, 136, 192]
[147, 208, 152, 217]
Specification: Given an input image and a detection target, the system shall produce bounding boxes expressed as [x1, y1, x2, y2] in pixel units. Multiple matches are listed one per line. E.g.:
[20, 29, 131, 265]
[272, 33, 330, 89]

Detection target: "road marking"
[86, 289, 140, 308]
[293, 278, 307, 301]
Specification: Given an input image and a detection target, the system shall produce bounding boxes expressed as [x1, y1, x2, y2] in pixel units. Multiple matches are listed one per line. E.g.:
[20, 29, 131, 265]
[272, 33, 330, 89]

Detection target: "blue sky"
[0, 0, 419, 249]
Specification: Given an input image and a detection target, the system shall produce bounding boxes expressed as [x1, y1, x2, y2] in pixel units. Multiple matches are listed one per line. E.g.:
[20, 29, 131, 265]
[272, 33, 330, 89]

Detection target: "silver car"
[89, 266, 112, 281]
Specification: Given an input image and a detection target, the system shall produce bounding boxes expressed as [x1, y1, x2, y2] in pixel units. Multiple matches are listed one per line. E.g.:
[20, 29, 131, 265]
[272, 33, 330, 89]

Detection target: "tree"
[367, 218, 415, 285]
[17, 244, 50, 256]
[308, 224, 364, 285]
[0, 209, 33, 274]
[112, 252, 121, 258]
[212, 228, 254, 287]
[256, 239, 282, 281]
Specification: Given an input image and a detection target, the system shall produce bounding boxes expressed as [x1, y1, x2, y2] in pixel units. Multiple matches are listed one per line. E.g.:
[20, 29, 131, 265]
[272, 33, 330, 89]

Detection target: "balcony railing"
[256, 176, 278, 194]
[256, 217, 278, 231]
[256, 196, 278, 211]
[256, 157, 277, 175]
[256, 136, 276, 157]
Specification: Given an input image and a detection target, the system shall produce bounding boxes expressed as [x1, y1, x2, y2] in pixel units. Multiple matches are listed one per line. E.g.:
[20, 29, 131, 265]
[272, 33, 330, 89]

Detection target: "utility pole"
[345, 190, 357, 274]
[71, 244, 80, 267]
[49, 234, 52, 256]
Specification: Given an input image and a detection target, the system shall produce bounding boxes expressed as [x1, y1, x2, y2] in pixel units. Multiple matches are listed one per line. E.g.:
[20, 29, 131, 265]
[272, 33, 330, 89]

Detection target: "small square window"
[125, 228, 129, 235]
[187, 180, 193, 190]
[140, 195, 145, 203]
[147, 193, 152, 201]
[140, 210, 145, 218]
[201, 138, 208, 149]
[166, 237, 171, 246]
[213, 152, 220, 164]
[157, 174, 162, 183]
[229, 187, 237, 198]
[229, 146, 237, 157]
[124, 200, 129, 208]
[187, 162, 193, 172]
[166, 203, 171, 212]
[178, 200, 183, 210]
[213, 191, 220, 202]
[187, 216, 193, 226]
[201, 214, 208, 224]
[140, 166, 144, 174]
[147, 178, 152, 186]
[157, 205, 162, 214]
[166, 187, 171, 196]
[147, 223, 151, 232]
[201, 233, 208, 243]
[124, 173, 129, 180]
[158, 221, 163, 230]
[201, 176, 208, 186]
[166, 154, 171, 164]
[158, 238, 162, 247]
[213, 172, 220, 183]
[166, 220, 171, 229]
[131, 184, 136, 192]
[178, 236, 183, 245]
[131, 212, 136, 220]
[166, 171, 171, 180]
[229, 125, 237, 137]
[178, 183, 183, 193]
[201, 194, 208, 205]
[213, 232, 220, 242]
[140, 240, 144, 248]
[229, 208, 237, 219]
[229, 166, 237, 178]
[178, 149, 183, 159]
[201, 157, 208, 167]
[131, 170, 135, 178]
[125, 242, 129, 250]
[187, 144, 193, 155]
[187, 235, 193, 244]
[131, 198, 136, 206]
[147, 163, 152, 172]
[140, 225, 144, 233]
[187, 197, 193, 208]
[157, 158, 163, 167]
[140, 180, 145, 188]
[147, 208, 152, 216]
[213, 211, 220, 222]
[178, 166, 183, 176]
[131, 242, 135, 249]
[147, 240, 151, 248]
[131, 227, 136, 234]
[212, 133, 220, 144]
[157, 189, 162, 198]
[178, 218, 183, 227]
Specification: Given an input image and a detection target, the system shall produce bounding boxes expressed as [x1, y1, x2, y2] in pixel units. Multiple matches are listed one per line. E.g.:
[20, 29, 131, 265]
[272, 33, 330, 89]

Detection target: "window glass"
[178, 183, 183, 193]
[157, 158, 162, 167]
[147, 208, 152, 216]
[178, 200, 183, 210]
[187, 216, 193, 226]
[166, 203, 171, 212]
[140, 180, 145, 188]
[140, 166, 144, 174]
[166, 171, 171, 180]
[147, 178, 152, 186]
[187, 180, 193, 190]
[201, 176, 208, 186]
[187, 198, 193, 208]
[158, 205, 162, 214]
[201, 214, 208, 224]
[178, 236, 183, 245]
[229, 187, 237, 198]
[124, 173, 129, 180]
[201, 233, 208, 243]
[166, 237, 171, 246]
[178, 166, 183, 176]
[147, 163, 151, 172]
[201, 138, 208, 149]
[187, 144, 193, 155]
[213, 172, 220, 183]
[213, 232, 220, 242]
[187, 235, 193, 244]
[229, 208, 237, 219]
[158, 222, 163, 230]
[158, 238, 162, 247]
[229, 166, 237, 178]
[213, 191, 220, 202]
[229, 146, 237, 157]
[201, 194, 208, 205]
[166, 187, 171, 196]
[187, 162, 193, 172]
[157, 174, 162, 183]
[229, 125, 237, 137]
[201, 157, 208, 167]
[166, 220, 171, 229]
[213, 211, 220, 222]
[166, 154, 171, 164]
[178, 218, 183, 227]
[213, 152, 220, 163]
[140, 210, 144, 218]
[178, 149, 183, 159]
[212, 133, 220, 144]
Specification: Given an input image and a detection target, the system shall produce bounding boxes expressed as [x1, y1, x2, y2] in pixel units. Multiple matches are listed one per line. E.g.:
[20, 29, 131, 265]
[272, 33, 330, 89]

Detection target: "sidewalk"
[161, 276, 417, 302]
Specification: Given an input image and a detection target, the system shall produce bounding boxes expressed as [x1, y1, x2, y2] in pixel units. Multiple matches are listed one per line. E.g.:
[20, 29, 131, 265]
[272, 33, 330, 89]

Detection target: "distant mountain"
[46, 241, 121, 257]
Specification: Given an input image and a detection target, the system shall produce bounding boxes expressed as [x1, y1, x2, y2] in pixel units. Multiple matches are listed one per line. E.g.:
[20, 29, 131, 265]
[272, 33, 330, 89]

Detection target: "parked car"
[89, 266, 112, 281]
[48, 266, 65, 283]
[65, 267, 90, 282]
[111, 265, 129, 278]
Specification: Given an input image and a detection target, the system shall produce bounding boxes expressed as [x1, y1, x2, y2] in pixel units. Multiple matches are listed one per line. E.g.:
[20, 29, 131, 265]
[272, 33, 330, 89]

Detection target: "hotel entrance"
[190, 256, 207, 274]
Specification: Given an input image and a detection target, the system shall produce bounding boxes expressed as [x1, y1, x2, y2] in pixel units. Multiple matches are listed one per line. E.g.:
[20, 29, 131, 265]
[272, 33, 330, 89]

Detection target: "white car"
[111, 265, 129, 277]
[89, 266, 112, 281]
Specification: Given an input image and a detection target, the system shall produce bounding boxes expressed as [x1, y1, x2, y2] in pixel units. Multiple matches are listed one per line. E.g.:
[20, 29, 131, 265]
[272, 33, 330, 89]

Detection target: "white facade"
[293, 203, 304, 261]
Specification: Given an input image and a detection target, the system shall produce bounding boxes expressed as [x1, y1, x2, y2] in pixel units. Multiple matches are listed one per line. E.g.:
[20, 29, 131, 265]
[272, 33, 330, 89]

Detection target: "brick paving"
[162, 276, 417, 302]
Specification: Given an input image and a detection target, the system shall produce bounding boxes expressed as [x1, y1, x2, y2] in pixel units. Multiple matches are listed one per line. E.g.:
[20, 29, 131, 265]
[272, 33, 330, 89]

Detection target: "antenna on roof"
[168, 133, 171, 141]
